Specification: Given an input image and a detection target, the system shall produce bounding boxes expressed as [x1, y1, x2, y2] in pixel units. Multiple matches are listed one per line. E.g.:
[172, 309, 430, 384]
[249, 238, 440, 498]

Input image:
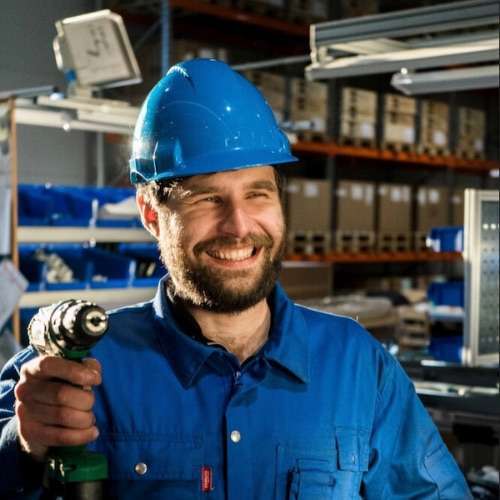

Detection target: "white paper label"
[418, 189, 426, 205]
[474, 139, 484, 152]
[433, 131, 446, 146]
[337, 188, 347, 198]
[360, 122, 374, 139]
[287, 182, 300, 194]
[391, 187, 402, 203]
[429, 189, 440, 204]
[402, 187, 410, 202]
[304, 182, 319, 198]
[351, 184, 364, 201]
[0, 260, 28, 330]
[403, 127, 415, 143]
[378, 186, 388, 196]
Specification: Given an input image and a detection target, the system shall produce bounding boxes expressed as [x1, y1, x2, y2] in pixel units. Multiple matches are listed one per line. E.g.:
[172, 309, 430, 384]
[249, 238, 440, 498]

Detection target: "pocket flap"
[335, 428, 369, 472]
[96, 434, 203, 480]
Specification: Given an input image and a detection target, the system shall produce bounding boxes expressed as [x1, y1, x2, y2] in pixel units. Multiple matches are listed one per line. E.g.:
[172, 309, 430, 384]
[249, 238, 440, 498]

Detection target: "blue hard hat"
[129, 59, 298, 184]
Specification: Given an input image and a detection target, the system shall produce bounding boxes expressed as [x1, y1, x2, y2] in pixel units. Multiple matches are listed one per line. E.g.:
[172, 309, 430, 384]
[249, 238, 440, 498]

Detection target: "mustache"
[193, 234, 274, 256]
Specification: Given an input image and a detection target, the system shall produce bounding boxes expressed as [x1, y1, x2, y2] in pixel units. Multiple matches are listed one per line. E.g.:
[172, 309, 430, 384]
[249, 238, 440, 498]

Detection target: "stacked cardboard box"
[415, 186, 449, 249]
[336, 180, 375, 251]
[289, 78, 328, 137]
[340, 87, 377, 147]
[377, 184, 412, 251]
[285, 178, 332, 254]
[419, 100, 450, 155]
[382, 94, 417, 152]
[456, 107, 486, 159]
[242, 70, 287, 124]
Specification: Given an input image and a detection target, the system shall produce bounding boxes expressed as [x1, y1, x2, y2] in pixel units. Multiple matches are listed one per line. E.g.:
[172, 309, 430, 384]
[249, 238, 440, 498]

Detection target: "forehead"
[181, 166, 276, 191]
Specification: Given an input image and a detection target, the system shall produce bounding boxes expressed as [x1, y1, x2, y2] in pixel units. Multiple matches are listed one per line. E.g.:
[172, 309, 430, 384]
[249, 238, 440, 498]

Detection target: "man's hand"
[14, 356, 102, 462]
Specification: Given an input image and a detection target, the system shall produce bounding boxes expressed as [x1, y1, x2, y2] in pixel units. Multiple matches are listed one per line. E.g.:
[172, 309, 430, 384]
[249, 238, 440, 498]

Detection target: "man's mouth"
[206, 246, 258, 261]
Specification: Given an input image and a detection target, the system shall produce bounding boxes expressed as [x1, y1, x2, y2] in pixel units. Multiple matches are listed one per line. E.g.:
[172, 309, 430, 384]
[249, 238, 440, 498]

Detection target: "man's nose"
[218, 203, 252, 239]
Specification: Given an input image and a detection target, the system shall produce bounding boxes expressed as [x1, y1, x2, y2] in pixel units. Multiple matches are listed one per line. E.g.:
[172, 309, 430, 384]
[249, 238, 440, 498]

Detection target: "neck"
[187, 299, 271, 364]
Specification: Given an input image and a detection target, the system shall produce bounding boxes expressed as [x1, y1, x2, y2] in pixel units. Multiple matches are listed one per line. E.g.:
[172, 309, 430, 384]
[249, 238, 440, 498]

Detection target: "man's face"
[157, 166, 285, 313]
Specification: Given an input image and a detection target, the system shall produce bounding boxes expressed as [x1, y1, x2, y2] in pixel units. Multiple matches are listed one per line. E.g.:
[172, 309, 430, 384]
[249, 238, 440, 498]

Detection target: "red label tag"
[201, 466, 213, 493]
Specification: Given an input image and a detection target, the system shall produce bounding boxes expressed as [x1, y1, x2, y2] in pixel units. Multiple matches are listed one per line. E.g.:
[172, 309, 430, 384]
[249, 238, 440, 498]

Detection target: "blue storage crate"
[19, 246, 46, 291]
[44, 244, 90, 291]
[427, 281, 464, 307]
[86, 248, 136, 289]
[18, 185, 54, 226]
[117, 243, 166, 287]
[429, 335, 462, 363]
[428, 226, 463, 252]
[48, 188, 93, 227]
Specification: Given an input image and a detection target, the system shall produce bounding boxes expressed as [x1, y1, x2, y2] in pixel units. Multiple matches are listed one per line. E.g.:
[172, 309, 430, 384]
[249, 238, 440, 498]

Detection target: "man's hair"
[136, 167, 284, 207]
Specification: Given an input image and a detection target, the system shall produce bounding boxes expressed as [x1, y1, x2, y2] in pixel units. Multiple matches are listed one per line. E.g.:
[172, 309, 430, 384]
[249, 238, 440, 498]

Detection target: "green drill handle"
[28, 300, 109, 499]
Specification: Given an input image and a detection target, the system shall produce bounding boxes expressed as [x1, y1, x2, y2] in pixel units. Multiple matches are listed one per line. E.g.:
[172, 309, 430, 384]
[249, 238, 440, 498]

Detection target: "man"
[0, 59, 471, 499]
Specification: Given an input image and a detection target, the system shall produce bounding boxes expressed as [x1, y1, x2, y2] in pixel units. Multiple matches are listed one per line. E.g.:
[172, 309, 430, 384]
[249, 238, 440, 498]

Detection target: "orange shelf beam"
[169, 0, 309, 37]
[285, 251, 463, 264]
[292, 141, 499, 174]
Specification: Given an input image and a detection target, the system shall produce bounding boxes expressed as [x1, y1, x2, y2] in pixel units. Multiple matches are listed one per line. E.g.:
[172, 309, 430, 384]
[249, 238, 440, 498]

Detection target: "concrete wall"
[1, 0, 96, 185]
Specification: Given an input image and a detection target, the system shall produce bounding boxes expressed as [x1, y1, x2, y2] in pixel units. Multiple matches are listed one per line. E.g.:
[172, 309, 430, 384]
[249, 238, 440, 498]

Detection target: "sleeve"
[0, 347, 44, 499]
[363, 351, 472, 499]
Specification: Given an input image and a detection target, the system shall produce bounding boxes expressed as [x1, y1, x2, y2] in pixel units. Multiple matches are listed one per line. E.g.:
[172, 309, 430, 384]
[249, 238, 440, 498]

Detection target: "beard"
[158, 214, 284, 313]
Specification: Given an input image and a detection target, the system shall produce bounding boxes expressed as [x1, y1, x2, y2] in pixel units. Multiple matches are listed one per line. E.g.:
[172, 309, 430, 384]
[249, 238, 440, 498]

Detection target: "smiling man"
[0, 59, 471, 499]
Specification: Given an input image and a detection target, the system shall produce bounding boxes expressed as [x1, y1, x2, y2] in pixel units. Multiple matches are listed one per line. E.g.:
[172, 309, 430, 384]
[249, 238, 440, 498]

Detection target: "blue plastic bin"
[429, 226, 463, 252]
[429, 335, 462, 363]
[427, 281, 464, 307]
[19, 307, 38, 347]
[86, 248, 136, 289]
[117, 243, 165, 287]
[19, 246, 46, 291]
[18, 185, 54, 226]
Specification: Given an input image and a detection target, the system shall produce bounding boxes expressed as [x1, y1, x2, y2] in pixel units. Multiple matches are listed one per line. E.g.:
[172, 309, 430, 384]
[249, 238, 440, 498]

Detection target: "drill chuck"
[28, 299, 108, 358]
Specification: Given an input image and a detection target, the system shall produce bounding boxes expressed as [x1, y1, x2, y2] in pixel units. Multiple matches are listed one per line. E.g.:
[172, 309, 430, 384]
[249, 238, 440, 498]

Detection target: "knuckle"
[55, 384, 69, 405]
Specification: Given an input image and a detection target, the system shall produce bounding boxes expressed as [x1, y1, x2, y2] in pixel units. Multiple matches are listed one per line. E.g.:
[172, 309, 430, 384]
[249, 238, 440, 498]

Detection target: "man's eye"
[248, 192, 269, 199]
[198, 196, 220, 204]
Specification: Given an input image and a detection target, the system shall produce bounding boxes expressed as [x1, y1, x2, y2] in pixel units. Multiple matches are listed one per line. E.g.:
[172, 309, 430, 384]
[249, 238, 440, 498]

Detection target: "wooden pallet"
[417, 144, 451, 157]
[455, 149, 486, 161]
[335, 230, 375, 253]
[287, 230, 331, 255]
[376, 232, 412, 252]
[295, 130, 329, 142]
[413, 231, 428, 252]
[339, 136, 376, 149]
[382, 141, 415, 154]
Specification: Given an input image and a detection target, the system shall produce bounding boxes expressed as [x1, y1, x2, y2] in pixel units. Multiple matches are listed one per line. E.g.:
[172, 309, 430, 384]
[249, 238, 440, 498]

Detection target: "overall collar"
[152, 275, 310, 387]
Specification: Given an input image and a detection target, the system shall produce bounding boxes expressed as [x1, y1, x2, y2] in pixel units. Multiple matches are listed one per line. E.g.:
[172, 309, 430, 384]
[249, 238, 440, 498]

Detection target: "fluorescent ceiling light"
[391, 65, 499, 95]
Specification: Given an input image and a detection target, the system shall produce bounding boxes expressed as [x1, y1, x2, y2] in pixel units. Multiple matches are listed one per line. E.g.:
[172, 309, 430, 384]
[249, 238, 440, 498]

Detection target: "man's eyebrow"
[245, 180, 277, 191]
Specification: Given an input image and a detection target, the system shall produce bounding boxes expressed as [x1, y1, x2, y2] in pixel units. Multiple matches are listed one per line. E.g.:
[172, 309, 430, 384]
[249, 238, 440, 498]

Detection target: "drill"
[28, 299, 109, 500]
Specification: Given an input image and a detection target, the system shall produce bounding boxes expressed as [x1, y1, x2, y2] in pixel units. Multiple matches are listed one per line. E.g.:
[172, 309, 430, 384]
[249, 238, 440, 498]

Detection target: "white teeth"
[208, 247, 254, 261]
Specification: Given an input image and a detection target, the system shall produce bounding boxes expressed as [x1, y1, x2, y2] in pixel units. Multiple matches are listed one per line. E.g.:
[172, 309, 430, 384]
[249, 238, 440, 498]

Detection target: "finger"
[82, 358, 102, 377]
[16, 379, 95, 411]
[16, 400, 95, 430]
[19, 418, 99, 448]
[21, 356, 101, 386]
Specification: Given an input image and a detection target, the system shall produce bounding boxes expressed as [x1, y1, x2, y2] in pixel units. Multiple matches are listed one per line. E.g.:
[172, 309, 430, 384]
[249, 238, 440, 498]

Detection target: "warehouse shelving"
[286, 251, 462, 264]
[18, 226, 153, 244]
[292, 141, 499, 174]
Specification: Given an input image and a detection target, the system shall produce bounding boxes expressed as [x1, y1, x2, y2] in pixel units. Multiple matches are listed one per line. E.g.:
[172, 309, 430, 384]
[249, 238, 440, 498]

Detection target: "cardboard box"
[285, 178, 332, 232]
[340, 119, 376, 141]
[451, 189, 464, 226]
[336, 181, 375, 231]
[342, 87, 377, 116]
[383, 121, 415, 145]
[384, 94, 417, 115]
[290, 79, 328, 132]
[417, 187, 449, 231]
[280, 263, 333, 299]
[377, 184, 412, 233]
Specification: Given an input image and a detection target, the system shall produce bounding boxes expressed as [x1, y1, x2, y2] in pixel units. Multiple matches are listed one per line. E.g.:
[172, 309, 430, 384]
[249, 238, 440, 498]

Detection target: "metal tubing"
[313, 0, 499, 46]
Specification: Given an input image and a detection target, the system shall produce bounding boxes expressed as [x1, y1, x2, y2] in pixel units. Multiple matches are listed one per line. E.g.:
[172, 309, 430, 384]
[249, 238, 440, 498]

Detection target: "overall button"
[135, 462, 148, 475]
[230, 430, 241, 443]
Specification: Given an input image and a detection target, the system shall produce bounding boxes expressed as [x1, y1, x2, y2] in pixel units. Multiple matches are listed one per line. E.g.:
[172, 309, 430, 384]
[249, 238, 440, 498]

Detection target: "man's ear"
[136, 192, 159, 239]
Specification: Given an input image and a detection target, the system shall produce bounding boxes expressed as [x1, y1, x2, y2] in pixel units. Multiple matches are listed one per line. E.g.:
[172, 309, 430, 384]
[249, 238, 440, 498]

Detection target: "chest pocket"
[276, 428, 369, 500]
[94, 434, 205, 500]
